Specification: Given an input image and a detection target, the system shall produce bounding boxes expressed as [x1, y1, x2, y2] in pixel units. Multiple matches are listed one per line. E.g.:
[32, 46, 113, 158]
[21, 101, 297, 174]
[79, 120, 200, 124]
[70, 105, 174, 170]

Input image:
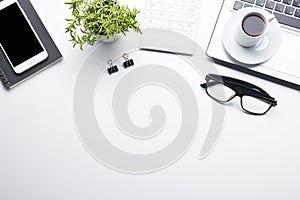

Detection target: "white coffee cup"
[235, 9, 275, 48]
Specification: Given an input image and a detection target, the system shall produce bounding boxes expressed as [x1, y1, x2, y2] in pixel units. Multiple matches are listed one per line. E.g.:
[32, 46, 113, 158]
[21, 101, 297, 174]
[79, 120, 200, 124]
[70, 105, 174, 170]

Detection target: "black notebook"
[0, 0, 62, 89]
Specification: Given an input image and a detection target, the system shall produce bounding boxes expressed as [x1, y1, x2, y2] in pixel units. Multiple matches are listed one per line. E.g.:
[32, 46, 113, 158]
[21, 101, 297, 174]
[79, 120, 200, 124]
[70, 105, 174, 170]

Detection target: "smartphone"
[0, 0, 48, 74]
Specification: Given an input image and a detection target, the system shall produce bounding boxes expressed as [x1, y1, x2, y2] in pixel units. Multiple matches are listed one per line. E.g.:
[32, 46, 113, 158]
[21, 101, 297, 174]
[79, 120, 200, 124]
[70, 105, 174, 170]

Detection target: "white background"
[1, 0, 300, 199]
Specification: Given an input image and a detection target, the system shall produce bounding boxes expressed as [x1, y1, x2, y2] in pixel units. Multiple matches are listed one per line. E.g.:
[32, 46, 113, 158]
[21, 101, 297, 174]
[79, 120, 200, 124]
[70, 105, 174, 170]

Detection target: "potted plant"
[65, 0, 142, 50]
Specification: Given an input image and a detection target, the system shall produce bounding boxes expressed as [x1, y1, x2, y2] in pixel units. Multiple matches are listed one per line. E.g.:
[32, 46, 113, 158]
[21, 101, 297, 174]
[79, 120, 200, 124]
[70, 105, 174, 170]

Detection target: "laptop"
[206, 0, 300, 90]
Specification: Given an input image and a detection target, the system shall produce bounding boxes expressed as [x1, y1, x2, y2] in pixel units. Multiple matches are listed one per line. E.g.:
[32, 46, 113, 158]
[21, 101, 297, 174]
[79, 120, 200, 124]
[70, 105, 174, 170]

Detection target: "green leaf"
[64, 0, 142, 50]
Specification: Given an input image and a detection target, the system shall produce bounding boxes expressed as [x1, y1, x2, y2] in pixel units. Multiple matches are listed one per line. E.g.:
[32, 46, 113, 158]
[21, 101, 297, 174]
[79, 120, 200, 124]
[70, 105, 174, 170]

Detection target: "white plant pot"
[99, 35, 119, 43]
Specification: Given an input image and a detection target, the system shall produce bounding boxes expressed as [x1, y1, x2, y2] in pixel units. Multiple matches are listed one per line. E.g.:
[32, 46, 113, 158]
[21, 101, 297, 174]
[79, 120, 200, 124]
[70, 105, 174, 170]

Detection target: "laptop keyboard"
[143, 0, 200, 40]
[232, 0, 300, 30]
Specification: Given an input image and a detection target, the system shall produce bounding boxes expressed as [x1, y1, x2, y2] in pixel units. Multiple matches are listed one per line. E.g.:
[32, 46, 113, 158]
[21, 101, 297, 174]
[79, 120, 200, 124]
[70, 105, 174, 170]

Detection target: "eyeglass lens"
[241, 96, 271, 114]
[206, 79, 235, 102]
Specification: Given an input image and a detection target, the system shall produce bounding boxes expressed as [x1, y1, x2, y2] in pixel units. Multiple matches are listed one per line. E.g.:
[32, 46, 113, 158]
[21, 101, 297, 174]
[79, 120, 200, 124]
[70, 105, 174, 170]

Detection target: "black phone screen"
[0, 2, 44, 67]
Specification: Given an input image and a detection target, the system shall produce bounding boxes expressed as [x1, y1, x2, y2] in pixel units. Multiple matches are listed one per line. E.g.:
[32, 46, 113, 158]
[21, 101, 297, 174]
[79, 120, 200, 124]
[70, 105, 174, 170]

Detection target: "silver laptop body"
[206, 0, 300, 90]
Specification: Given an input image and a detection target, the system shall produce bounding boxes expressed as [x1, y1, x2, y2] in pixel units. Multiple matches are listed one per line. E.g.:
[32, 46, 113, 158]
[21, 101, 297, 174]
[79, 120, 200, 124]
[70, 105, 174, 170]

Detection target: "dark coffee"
[242, 14, 266, 37]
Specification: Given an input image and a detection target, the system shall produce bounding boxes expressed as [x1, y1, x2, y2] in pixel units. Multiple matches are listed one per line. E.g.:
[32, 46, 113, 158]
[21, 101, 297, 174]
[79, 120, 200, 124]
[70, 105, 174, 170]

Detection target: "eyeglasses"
[200, 74, 277, 115]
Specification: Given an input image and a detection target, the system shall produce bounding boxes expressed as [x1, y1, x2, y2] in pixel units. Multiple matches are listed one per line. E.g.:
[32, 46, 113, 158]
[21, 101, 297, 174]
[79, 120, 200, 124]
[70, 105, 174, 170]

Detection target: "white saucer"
[222, 8, 282, 65]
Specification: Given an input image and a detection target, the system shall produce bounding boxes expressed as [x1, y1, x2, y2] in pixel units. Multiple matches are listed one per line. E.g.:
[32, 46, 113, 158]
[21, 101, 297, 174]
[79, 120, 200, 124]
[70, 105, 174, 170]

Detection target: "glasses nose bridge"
[230, 85, 243, 97]
[235, 91, 243, 98]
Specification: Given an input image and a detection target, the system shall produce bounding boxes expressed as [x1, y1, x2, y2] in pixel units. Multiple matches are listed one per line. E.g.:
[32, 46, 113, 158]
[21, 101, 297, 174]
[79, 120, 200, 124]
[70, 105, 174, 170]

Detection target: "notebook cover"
[0, 0, 62, 89]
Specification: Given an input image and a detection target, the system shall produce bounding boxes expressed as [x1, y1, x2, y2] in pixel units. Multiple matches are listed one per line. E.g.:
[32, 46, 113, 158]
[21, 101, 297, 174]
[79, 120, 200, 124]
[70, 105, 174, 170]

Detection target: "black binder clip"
[122, 53, 134, 69]
[107, 59, 119, 75]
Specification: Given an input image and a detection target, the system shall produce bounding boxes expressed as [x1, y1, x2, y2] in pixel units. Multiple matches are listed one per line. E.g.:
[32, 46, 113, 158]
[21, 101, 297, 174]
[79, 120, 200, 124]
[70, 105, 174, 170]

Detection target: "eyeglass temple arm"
[224, 81, 277, 105]
[201, 79, 277, 108]
[271, 100, 277, 106]
[208, 74, 271, 97]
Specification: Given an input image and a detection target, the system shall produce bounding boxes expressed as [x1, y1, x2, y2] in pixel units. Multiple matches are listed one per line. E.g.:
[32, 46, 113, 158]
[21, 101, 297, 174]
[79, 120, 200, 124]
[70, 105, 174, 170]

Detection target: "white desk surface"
[1, 0, 300, 199]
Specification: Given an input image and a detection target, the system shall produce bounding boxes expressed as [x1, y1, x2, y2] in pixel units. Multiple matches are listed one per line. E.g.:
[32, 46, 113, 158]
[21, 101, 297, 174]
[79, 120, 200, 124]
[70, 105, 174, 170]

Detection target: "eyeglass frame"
[200, 74, 277, 115]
